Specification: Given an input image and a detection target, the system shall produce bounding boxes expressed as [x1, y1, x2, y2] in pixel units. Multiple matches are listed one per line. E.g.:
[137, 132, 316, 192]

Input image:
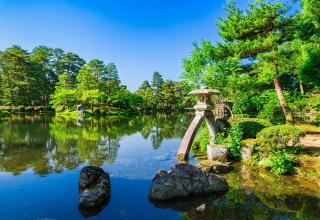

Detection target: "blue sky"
[0, 0, 298, 91]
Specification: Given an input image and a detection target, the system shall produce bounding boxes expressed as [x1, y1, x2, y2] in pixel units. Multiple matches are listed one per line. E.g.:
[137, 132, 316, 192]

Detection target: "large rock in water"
[78, 166, 111, 208]
[148, 163, 229, 200]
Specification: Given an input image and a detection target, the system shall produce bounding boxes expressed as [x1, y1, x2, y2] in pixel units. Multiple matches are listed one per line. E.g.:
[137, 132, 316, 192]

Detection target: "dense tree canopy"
[182, 0, 320, 124]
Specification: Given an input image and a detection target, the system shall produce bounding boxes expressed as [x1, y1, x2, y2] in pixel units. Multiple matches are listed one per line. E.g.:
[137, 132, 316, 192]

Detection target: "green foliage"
[0, 46, 33, 105]
[193, 126, 227, 153]
[55, 72, 74, 90]
[231, 118, 272, 139]
[54, 51, 85, 84]
[256, 125, 305, 151]
[301, 0, 320, 29]
[50, 73, 78, 112]
[50, 89, 77, 112]
[135, 76, 192, 110]
[257, 90, 286, 123]
[307, 95, 320, 111]
[299, 43, 320, 89]
[214, 132, 225, 144]
[108, 87, 143, 110]
[0, 45, 190, 114]
[182, 0, 320, 123]
[270, 150, 296, 174]
[80, 90, 100, 111]
[77, 65, 98, 92]
[151, 71, 164, 93]
[193, 126, 210, 153]
[228, 124, 243, 159]
[135, 80, 155, 109]
[150, 71, 164, 109]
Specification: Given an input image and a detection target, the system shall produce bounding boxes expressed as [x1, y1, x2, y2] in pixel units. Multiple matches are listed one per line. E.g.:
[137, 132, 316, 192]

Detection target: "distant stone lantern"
[177, 87, 220, 161]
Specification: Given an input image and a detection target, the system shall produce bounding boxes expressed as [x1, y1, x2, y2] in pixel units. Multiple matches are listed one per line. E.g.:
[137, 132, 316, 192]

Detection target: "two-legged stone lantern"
[177, 87, 220, 161]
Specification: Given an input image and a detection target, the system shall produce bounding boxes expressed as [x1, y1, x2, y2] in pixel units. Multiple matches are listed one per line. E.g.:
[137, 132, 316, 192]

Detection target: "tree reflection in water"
[0, 114, 319, 219]
[178, 164, 320, 220]
[0, 113, 191, 175]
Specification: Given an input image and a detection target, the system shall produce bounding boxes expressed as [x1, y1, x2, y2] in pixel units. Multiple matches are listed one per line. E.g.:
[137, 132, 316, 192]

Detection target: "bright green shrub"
[308, 96, 320, 111]
[228, 125, 243, 159]
[214, 132, 225, 144]
[50, 89, 77, 112]
[193, 127, 210, 153]
[231, 119, 272, 139]
[193, 126, 227, 153]
[257, 90, 293, 124]
[258, 99, 286, 123]
[256, 125, 305, 151]
[270, 150, 296, 174]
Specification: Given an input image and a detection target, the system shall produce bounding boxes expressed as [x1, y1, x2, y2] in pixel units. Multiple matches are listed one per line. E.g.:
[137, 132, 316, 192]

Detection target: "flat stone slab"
[207, 145, 228, 161]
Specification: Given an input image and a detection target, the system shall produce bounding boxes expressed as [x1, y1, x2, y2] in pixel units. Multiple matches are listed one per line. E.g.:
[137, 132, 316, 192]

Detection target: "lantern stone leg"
[204, 112, 217, 145]
[177, 111, 204, 161]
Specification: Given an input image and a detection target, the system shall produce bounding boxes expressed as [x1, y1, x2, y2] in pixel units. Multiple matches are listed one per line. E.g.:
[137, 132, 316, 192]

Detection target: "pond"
[0, 114, 319, 220]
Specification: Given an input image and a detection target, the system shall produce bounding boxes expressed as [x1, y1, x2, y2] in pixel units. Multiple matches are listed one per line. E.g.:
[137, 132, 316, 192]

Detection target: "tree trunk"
[274, 77, 294, 124]
[299, 81, 305, 95]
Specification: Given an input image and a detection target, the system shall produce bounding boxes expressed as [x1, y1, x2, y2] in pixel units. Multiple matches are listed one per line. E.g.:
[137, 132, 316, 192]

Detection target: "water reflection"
[0, 114, 191, 176]
[180, 164, 320, 220]
[78, 195, 110, 218]
[150, 192, 227, 212]
[0, 114, 319, 219]
[180, 190, 320, 220]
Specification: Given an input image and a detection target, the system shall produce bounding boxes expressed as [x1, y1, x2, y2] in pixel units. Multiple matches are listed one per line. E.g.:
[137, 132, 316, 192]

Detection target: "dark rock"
[148, 163, 229, 200]
[78, 166, 111, 208]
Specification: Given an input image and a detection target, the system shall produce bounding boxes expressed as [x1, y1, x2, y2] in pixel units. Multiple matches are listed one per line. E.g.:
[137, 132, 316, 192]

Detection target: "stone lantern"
[177, 87, 220, 161]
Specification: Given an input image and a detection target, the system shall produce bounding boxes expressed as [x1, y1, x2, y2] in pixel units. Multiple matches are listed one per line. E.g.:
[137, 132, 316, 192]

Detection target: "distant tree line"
[0, 46, 193, 113]
[135, 71, 194, 110]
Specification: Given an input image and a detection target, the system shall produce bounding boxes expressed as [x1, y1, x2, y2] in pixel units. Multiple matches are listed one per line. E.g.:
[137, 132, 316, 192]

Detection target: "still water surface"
[0, 114, 319, 220]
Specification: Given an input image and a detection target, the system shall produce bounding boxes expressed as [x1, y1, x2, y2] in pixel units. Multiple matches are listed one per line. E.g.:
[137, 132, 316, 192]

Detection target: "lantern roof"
[188, 87, 220, 96]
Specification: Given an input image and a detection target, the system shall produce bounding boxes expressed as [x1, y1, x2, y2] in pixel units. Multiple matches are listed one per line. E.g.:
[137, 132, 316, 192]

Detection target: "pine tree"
[136, 80, 155, 109]
[104, 62, 120, 97]
[0, 46, 33, 105]
[151, 71, 164, 93]
[30, 46, 56, 106]
[77, 65, 98, 93]
[216, 0, 296, 123]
